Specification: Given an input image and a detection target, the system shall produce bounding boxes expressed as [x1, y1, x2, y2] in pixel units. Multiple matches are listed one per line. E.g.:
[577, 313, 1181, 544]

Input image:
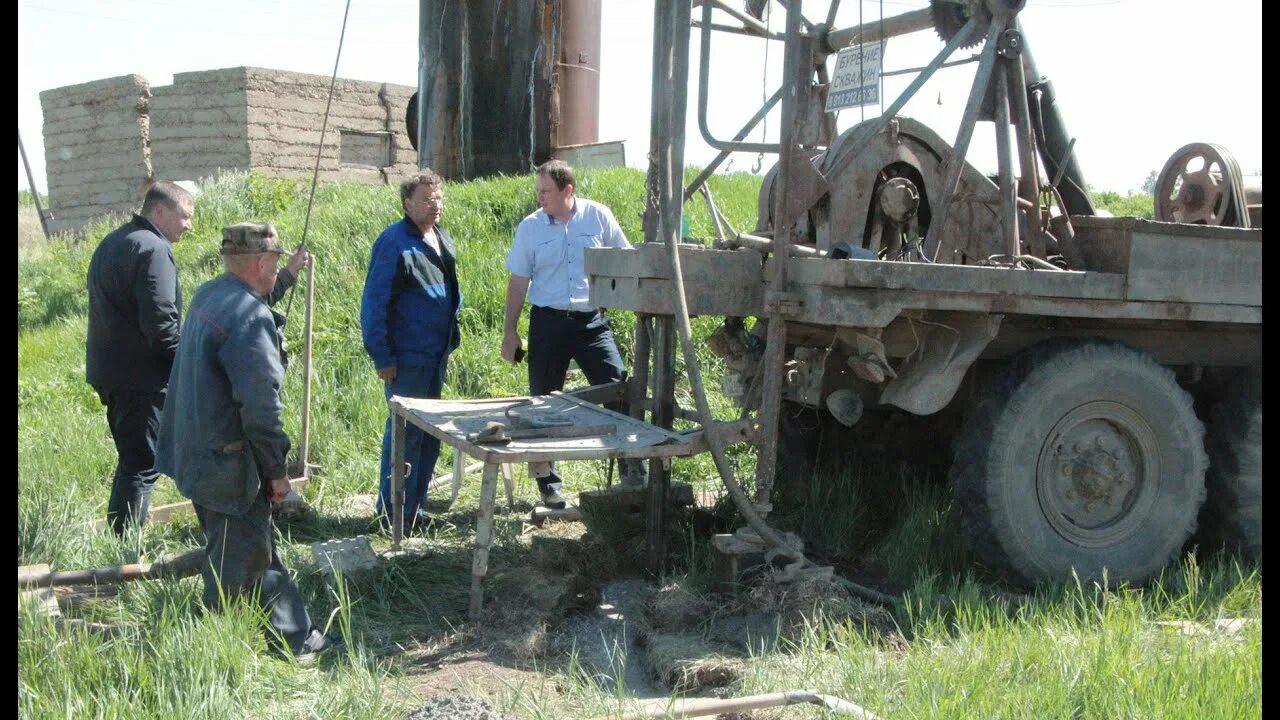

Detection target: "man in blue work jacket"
[156, 222, 335, 663]
[501, 160, 643, 510]
[361, 170, 462, 534]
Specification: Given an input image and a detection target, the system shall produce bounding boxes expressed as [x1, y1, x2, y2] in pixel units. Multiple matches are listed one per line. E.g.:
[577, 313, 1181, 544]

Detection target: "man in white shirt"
[501, 160, 640, 508]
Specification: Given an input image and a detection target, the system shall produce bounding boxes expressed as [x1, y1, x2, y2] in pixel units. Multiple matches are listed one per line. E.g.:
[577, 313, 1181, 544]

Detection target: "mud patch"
[642, 632, 746, 693]
[405, 694, 515, 720]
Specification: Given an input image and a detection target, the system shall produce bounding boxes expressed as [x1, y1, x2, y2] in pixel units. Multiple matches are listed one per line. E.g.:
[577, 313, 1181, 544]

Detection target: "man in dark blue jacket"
[156, 222, 334, 663]
[86, 181, 193, 535]
[361, 170, 462, 534]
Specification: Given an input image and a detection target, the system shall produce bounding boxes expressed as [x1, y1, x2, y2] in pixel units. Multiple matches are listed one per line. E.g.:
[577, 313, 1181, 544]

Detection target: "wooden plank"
[529, 505, 583, 526]
[127, 476, 310, 526]
[18, 587, 61, 620]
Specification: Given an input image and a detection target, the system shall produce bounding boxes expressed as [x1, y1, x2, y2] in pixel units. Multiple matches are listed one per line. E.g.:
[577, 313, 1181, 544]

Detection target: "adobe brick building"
[40, 67, 418, 234]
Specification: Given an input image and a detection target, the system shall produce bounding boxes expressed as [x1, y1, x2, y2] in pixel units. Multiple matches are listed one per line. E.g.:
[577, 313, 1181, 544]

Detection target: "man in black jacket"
[86, 181, 193, 535]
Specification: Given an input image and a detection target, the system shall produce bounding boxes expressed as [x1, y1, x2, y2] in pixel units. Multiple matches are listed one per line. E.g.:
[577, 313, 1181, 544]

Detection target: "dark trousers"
[528, 306, 627, 492]
[97, 387, 165, 535]
[528, 306, 626, 395]
[194, 493, 314, 653]
[378, 354, 448, 526]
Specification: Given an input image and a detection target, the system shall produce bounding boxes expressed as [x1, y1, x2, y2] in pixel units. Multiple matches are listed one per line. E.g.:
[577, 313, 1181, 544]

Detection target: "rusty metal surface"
[415, 0, 601, 178]
[552, 0, 602, 149]
[753, 1, 809, 508]
[817, 117, 1002, 262]
[878, 312, 1002, 415]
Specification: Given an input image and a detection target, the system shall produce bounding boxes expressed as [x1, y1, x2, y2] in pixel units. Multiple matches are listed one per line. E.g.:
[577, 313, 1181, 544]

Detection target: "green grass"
[17, 171, 1260, 718]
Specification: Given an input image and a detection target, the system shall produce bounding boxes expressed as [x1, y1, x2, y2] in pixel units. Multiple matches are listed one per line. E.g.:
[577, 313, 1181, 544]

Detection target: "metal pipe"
[774, 0, 817, 32]
[18, 548, 204, 588]
[1008, 47, 1041, 210]
[822, 15, 979, 182]
[700, 184, 729, 244]
[699, 0, 779, 154]
[644, 0, 691, 576]
[825, 7, 934, 52]
[994, 59, 1019, 260]
[1018, 18, 1094, 215]
[731, 232, 823, 257]
[825, 0, 842, 29]
[708, 0, 771, 35]
[654, 2, 807, 572]
[17, 131, 50, 240]
[690, 19, 785, 41]
[1007, 49, 1044, 257]
[922, 20, 1004, 262]
[608, 690, 883, 720]
[555, 0, 603, 148]
[1015, 253, 1065, 271]
[416, 0, 433, 170]
[629, 315, 652, 422]
[881, 53, 979, 78]
[752, 0, 806, 511]
[684, 87, 783, 201]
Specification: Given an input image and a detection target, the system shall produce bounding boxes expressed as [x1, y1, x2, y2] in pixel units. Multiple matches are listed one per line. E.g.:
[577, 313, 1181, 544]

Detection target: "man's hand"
[377, 366, 397, 382]
[268, 476, 291, 505]
[501, 332, 523, 364]
[286, 246, 312, 276]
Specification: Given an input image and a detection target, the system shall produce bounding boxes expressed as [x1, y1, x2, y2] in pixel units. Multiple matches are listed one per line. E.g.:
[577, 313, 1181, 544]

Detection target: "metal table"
[387, 389, 706, 618]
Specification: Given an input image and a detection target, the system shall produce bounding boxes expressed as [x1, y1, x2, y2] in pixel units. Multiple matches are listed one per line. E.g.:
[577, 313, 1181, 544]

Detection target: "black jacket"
[86, 215, 181, 392]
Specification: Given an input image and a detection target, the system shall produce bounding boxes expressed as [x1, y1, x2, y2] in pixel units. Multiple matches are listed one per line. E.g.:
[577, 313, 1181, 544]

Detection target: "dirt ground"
[370, 496, 902, 720]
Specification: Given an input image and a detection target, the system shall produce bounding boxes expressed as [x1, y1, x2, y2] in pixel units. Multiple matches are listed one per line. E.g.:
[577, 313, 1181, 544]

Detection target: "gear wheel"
[930, 0, 990, 49]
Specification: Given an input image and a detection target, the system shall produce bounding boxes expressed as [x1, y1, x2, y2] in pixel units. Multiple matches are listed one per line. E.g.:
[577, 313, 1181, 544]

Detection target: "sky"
[18, 0, 1262, 197]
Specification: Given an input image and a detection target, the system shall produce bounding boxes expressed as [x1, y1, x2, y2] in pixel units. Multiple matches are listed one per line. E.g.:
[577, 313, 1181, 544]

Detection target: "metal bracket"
[997, 28, 1023, 58]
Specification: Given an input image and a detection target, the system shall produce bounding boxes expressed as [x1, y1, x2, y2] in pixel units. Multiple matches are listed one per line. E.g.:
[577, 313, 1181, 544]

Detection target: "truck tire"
[1202, 373, 1262, 563]
[951, 340, 1208, 587]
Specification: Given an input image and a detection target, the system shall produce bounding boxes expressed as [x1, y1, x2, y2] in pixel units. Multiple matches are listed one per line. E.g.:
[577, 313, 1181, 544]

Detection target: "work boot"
[293, 627, 344, 666]
[538, 473, 567, 510]
[403, 507, 432, 536]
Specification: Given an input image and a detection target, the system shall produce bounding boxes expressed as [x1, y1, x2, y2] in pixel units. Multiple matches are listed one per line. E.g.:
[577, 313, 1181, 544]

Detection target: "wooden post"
[469, 462, 500, 619]
[501, 463, 516, 509]
[450, 445, 466, 505]
[390, 400, 407, 551]
[298, 257, 316, 475]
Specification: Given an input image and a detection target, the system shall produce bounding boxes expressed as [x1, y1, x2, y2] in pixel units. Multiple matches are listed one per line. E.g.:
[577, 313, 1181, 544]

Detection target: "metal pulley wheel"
[1154, 142, 1250, 227]
[878, 177, 921, 223]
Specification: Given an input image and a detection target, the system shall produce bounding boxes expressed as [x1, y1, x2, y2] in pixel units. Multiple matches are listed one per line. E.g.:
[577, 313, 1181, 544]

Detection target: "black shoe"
[540, 488, 567, 510]
[403, 508, 433, 536]
[538, 472, 567, 510]
[294, 628, 344, 666]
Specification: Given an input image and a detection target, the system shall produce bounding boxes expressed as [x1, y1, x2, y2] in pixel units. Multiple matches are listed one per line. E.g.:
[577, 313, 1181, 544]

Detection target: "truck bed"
[586, 217, 1261, 327]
